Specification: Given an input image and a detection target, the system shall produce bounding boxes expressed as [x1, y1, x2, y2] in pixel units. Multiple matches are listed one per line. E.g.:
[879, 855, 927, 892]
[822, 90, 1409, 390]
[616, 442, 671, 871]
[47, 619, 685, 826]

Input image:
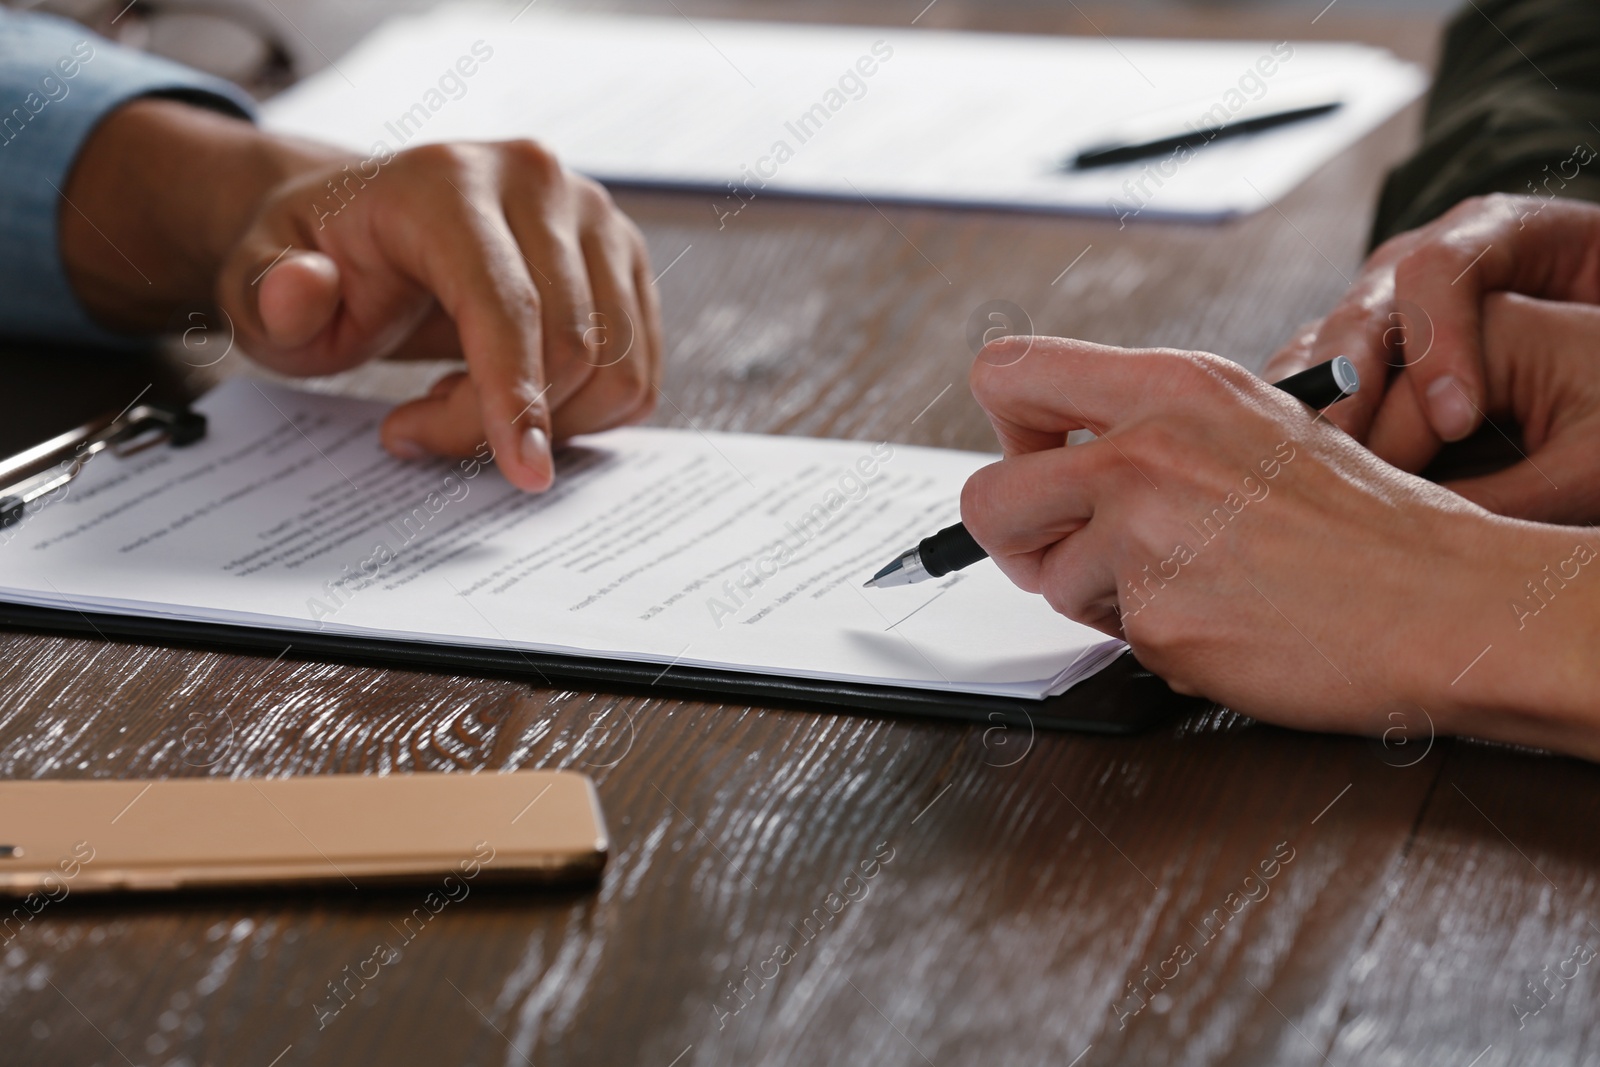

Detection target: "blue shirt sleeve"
[0, 10, 257, 346]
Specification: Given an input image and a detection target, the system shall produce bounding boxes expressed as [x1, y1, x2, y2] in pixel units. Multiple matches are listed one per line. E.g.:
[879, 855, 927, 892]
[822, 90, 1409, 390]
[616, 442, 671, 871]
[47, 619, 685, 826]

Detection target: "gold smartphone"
[0, 770, 607, 895]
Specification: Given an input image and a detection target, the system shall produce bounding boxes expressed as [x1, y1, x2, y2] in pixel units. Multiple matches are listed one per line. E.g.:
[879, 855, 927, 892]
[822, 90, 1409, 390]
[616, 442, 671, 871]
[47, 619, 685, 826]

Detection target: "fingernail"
[1425, 376, 1476, 441]
[389, 437, 429, 461]
[521, 425, 552, 479]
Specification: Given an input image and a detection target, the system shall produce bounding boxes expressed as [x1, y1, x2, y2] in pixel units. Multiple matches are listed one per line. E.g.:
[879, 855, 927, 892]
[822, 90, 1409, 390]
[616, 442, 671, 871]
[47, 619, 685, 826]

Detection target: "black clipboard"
[0, 398, 1207, 735]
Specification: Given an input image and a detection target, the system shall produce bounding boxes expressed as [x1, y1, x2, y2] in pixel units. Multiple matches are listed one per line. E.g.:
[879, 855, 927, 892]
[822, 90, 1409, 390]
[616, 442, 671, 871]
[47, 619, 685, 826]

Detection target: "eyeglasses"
[21, 0, 296, 97]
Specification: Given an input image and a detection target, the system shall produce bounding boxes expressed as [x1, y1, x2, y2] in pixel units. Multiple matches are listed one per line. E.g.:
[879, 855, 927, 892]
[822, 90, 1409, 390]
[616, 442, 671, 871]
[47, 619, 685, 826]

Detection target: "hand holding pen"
[868, 354, 1359, 587]
[908, 336, 1521, 731]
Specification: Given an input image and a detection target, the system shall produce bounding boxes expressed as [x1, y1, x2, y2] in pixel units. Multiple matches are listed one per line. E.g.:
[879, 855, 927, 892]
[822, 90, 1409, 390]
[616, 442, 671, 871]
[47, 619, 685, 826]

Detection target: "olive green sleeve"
[1369, 0, 1600, 248]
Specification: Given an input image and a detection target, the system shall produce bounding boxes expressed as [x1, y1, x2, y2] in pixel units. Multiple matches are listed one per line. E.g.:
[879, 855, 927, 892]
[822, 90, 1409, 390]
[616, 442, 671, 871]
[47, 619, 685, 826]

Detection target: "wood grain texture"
[6, 4, 1595, 1067]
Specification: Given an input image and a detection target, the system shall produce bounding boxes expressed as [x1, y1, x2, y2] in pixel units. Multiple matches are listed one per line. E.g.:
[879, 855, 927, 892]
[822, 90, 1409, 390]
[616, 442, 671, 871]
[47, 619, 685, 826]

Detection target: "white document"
[262, 5, 1426, 220]
[0, 382, 1124, 699]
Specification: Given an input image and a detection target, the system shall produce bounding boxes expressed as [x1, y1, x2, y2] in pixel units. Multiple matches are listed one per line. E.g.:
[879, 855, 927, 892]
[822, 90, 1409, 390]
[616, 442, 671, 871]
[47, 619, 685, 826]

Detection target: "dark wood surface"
[7, 5, 1600, 1066]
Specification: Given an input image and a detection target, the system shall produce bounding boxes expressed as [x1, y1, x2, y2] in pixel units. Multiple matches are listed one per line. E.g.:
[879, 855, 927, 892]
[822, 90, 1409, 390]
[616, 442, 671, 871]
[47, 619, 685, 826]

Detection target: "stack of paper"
[262, 5, 1426, 219]
[0, 382, 1125, 700]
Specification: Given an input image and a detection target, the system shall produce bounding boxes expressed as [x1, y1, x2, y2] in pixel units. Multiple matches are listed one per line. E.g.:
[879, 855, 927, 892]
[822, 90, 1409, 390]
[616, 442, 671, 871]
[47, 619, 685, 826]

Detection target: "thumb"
[1390, 241, 1493, 444]
[257, 251, 342, 348]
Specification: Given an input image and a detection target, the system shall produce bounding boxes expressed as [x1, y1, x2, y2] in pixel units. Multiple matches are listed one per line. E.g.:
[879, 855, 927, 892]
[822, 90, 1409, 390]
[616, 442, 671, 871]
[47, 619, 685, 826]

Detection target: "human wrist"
[61, 98, 341, 334]
[1420, 513, 1600, 747]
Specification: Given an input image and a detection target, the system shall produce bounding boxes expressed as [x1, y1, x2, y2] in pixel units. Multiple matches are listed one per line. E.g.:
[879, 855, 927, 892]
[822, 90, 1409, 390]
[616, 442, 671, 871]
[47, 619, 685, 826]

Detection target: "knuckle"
[1121, 604, 1185, 657]
[1161, 350, 1245, 401]
[1393, 239, 1463, 285]
[1034, 553, 1082, 615]
[503, 138, 564, 183]
[968, 353, 1002, 402]
[576, 174, 617, 213]
[1074, 438, 1126, 484]
[958, 467, 993, 531]
[552, 318, 590, 359]
[1448, 193, 1497, 220]
[958, 464, 1009, 546]
[978, 335, 1031, 368]
[1159, 349, 1210, 385]
[1040, 584, 1080, 621]
[510, 379, 551, 420]
[1441, 192, 1518, 232]
[1431, 195, 1522, 248]
[1321, 298, 1380, 332]
[1199, 351, 1255, 389]
[402, 141, 473, 176]
[1122, 421, 1188, 472]
[622, 215, 648, 255]
[518, 284, 544, 318]
[1474, 192, 1520, 220]
[1369, 227, 1417, 262]
[1289, 318, 1324, 346]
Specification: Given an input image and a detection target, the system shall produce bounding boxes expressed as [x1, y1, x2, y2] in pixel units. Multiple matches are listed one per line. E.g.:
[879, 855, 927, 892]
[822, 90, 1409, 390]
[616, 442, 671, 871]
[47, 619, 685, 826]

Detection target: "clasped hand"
[1265, 194, 1600, 523]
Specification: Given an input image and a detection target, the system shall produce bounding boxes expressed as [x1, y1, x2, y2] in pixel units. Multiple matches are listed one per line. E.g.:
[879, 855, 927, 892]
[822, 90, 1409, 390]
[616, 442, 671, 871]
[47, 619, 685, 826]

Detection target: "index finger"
[969, 337, 1244, 456]
[399, 169, 556, 492]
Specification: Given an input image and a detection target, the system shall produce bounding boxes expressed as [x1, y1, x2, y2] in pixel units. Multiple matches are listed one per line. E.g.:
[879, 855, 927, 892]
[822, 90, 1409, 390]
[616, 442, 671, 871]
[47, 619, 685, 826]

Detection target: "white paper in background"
[0, 382, 1124, 699]
[261, 5, 1426, 220]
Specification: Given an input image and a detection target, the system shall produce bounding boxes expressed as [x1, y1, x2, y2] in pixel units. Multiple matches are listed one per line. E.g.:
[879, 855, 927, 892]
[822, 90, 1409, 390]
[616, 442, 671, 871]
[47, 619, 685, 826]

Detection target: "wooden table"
[8, 4, 1598, 1066]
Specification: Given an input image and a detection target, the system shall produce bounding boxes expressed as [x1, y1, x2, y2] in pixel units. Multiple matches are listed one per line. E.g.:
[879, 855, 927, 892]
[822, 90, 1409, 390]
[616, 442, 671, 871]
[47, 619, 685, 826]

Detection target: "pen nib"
[865, 555, 918, 590]
[867, 559, 902, 586]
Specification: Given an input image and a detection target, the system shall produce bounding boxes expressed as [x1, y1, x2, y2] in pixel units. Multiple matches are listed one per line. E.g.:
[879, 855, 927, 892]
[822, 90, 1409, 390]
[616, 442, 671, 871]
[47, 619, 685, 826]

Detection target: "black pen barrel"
[918, 523, 989, 578]
[1272, 355, 1359, 409]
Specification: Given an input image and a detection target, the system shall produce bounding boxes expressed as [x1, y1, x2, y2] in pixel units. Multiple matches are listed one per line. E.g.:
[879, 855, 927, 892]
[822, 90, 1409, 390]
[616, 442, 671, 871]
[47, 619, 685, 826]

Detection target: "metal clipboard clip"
[0, 403, 207, 529]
